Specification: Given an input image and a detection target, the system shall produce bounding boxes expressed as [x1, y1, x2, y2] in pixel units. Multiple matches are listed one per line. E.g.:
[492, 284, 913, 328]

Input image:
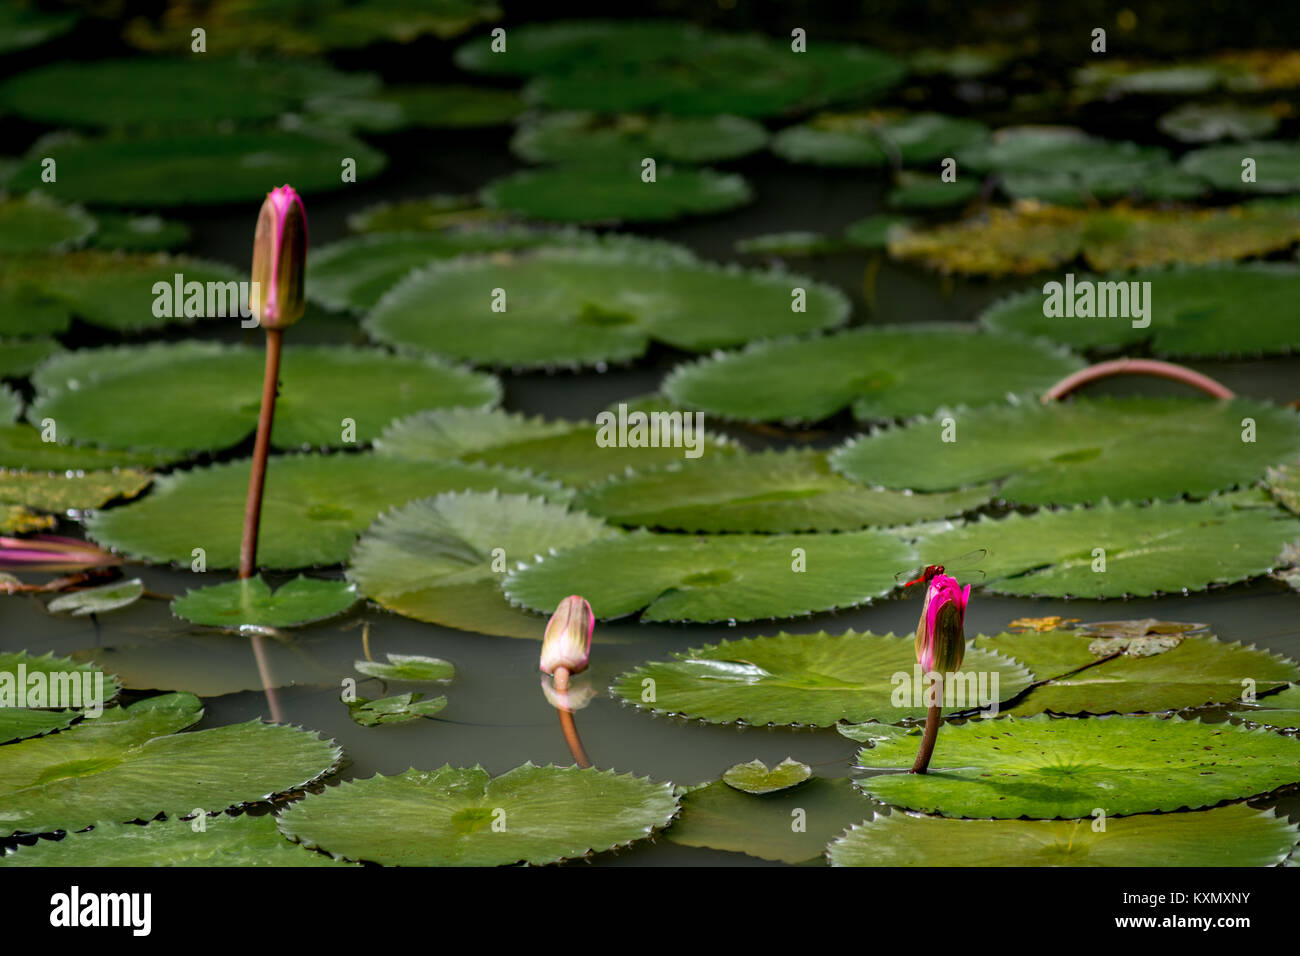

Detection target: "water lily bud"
[250, 184, 307, 330]
[915, 573, 970, 675]
[0, 535, 122, 573]
[540, 595, 594, 675]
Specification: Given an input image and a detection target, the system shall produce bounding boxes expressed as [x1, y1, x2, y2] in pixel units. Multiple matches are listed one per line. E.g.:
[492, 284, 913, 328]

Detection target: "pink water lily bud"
[540, 595, 594, 676]
[250, 184, 308, 330]
[915, 573, 970, 675]
[0, 535, 122, 573]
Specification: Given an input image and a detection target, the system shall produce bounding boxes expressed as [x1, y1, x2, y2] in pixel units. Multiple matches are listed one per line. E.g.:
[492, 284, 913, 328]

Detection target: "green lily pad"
[355, 654, 454, 682]
[1158, 103, 1280, 143]
[856, 713, 1300, 819]
[0, 251, 241, 336]
[0, 650, 120, 745]
[663, 325, 1083, 424]
[348, 491, 614, 638]
[513, 111, 767, 165]
[667, 776, 872, 864]
[723, 758, 813, 794]
[772, 111, 988, 168]
[277, 763, 679, 866]
[0, 193, 95, 253]
[974, 629, 1300, 715]
[845, 215, 914, 250]
[576, 448, 991, 532]
[735, 231, 848, 257]
[829, 805, 1300, 866]
[980, 264, 1300, 357]
[7, 129, 386, 205]
[90, 214, 190, 251]
[612, 632, 1032, 726]
[1269, 462, 1300, 514]
[1231, 684, 1300, 730]
[912, 490, 1300, 598]
[0, 2, 76, 54]
[171, 576, 358, 629]
[29, 342, 499, 453]
[86, 454, 563, 570]
[0, 468, 151, 512]
[0, 338, 63, 378]
[480, 164, 752, 224]
[365, 246, 847, 368]
[376, 407, 736, 486]
[0, 57, 376, 126]
[46, 578, 144, 616]
[346, 692, 447, 727]
[831, 398, 1300, 506]
[1180, 141, 1300, 194]
[0, 691, 341, 837]
[506, 530, 914, 624]
[0, 425, 175, 471]
[887, 172, 980, 210]
[1074, 62, 1225, 98]
[376, 84, 523, 127]
[345, 195, 504, 234]
[0, 813, 354, 867]
[0, 384, 21, 424]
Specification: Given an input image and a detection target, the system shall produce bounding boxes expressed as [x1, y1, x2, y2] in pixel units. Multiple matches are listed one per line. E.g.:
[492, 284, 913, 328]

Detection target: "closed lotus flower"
[540, 595, 594, 677]
[249, 184, 307, 330]
[915, 573, 970, 675]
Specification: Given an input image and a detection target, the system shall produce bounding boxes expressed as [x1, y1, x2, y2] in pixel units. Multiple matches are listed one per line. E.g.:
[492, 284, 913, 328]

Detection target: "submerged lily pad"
[831, 398, 1300, 506]
[612, 632, 1031, 726]
[46, 578, 144, 616]
[723, 758, 813, 794]
[0, 813, 353, 867]
[29, 342, 499, 453]
[346, 692, 447, 727]
[772, 111, 988, 168]
[365, 247, 847, 368]
[1231, 684, 1300, 729]
[87, 454, 562, 570]
[278, 763, 678, 866]
[1180, 141, 1300, 194]
[512, 111, 767, 165]
[0, 651, 120, 745]
[663, 326, 1083, 424]
[974, 629, 1300, 715]
[171, 576, 358, 629]
[829, 805, 1300, 867]
[506, 530, 914, 624]
[0, 468, 151, 512]
[0, 193, 95, 253]
[375, 407, 736, 485]
[577, 449, 991, 532]
[348, 491, 615, 638]
[1158, 103, 1280, 143]
[7, 129, 386, 205]
[856, 714, 1300, 818]
[0, 692, 341, 837]
[481, 164, 752, 224]
[914, 491, 1300, 598]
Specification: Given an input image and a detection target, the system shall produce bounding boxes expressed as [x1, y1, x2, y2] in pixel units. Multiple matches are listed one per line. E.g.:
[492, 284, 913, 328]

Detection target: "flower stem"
[553, 666, 592, 768]
[911, 674, 943, 774]
[1042, 358, 1234, 402]
[239, 328, 283, 581]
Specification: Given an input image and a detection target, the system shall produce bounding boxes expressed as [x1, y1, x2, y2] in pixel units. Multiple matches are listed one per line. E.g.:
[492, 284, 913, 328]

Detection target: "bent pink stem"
[1042, 359, 1234, 402]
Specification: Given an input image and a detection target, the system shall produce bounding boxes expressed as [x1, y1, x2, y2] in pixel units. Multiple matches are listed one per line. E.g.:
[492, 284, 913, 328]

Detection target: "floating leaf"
[1180, 141, 1300, 194]
[365, 247, 847, 368]
[1231, 684, 1300, 730]
[0, 468, 151, 512]
[844, 214, 912, 249]
[663, 326, 1082, 424]
[0, 384, 21, 423]
[771, 111, 988, 168]
[171, 576, 358, 629]
[376, 84, 523, 127]
[831, 398, 1300, 506]
[0, 504, 51, 533]
[0, 651, 120, 745]
[722, 758, 812, 794]
[506, 530, 914, 624]
[0, 692, 341, 837]
[612, 632, 1031, 725]
[512, 111, 767, 165]
[278, 763, 678, 866]
[0, 193, 95, 253]
[734, 231, 847, 257]
[829, 805, 1300, 866]
[354, 654, 455, 682]
[90, 213, 190, 251]
[481, 164, 752, 224]
[46, 578, 144, 616]
[887, 172, 980, 210]
[0, 338, 63, 378]
[30, 342, 499, 453]
[348, 491, 614, 638]
[1269, 462, 1300, 515]
[1158, 102, 1280, 143]
[0, 425, 173, 471]
[346, 692, 447, 727]
[856, 714, 1300, 819]
[0, 57, 376, 126]
[1074, 61, 1225, 99]
[667, 777, 872, 864]
[577, 449, 991, 532]
[974, 629, 1299, 715]
[345, 195, 504, 234]
[0, 813, 353, 867]
[0, 2, 76, 54]
[913, 491, 1300, 598]
[7, 129, 386, 205]
[86, 454, 562, 570]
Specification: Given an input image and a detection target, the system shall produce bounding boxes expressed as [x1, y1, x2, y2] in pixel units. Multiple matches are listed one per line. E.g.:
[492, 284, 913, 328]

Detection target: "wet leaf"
[354, 654, 454, 682]
[46, 578, 144, 616]
[1231, 684, 1300, 730]
[171, 576, 358, 629]
[346, 692, 447, 726]
[723, 758, 812, 794]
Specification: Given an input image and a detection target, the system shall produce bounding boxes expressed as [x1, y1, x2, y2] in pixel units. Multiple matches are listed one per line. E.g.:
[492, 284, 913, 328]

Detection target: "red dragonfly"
[895, 548, 987, 591]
